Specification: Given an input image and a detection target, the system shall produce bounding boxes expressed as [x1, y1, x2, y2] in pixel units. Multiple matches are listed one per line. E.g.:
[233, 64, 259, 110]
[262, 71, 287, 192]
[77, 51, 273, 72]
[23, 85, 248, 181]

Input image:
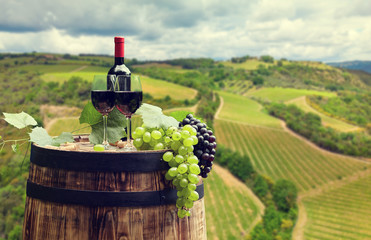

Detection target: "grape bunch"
[179, 114, 216, 179]
[132, 124, 201, 218]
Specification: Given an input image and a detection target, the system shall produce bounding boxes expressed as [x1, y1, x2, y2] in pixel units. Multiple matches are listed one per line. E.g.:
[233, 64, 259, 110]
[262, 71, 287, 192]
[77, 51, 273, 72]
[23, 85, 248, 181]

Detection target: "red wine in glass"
[91, 90, 115, 115]
[115, 91, 143, 117]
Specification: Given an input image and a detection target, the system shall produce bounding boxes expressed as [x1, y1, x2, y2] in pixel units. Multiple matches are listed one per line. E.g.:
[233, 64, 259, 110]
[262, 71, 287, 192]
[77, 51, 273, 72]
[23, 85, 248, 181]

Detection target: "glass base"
[117, 142, 137, 152]
[103, 142, 116, 150]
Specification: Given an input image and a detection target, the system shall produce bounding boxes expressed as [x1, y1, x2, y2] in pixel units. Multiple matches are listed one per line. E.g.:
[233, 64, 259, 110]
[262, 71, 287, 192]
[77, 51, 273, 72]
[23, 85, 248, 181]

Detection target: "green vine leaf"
[3, 112, 38, 129]
[136, 103, 179, 129]
[89, 108, 127, 144]
[29, 127, 53, 146]
[51, 132, 74, 146]
[79, 102, 102, 125]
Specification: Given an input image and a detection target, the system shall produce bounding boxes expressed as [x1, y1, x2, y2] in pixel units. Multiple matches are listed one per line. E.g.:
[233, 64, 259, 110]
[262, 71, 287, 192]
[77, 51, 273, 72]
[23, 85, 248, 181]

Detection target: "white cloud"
[0, 0, 370, 61]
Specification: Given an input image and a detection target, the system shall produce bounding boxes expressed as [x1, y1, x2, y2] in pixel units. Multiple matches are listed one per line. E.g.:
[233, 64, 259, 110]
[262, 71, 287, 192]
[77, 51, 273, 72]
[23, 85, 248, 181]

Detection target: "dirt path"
[286, 96, 361, 132]
[214, 96, 224, 120]
[70, 65, 88, 73]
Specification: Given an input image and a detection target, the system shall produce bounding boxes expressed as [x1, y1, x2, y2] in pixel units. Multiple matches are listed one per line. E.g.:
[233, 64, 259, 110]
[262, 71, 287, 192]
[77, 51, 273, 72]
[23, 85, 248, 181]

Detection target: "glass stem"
[126, 117, 131, 146]
[102, 115, 109, 147]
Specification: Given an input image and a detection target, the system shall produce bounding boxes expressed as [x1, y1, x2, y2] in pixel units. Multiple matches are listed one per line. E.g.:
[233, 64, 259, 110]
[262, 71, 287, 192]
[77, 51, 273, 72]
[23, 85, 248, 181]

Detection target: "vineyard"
[214, 120, 368, 192]
[214, 89, 371, 239]
[302, 174, 371, 240]
[204, 165, 264, 240]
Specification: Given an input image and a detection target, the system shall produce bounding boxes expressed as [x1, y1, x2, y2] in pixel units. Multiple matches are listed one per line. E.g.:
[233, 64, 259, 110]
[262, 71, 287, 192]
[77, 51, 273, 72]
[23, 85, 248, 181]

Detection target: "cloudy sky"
[0, 0, 370, 62]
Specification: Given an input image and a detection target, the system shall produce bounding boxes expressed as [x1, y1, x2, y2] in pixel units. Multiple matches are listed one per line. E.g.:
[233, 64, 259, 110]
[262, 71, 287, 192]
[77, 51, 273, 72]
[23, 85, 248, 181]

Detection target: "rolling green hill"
[1, 53, 371, 240]
[214, 90, 370, 239]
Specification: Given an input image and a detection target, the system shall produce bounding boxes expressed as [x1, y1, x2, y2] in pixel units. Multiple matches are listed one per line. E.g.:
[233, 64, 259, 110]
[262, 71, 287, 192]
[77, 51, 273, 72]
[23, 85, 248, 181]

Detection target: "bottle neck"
[115, 57, 125, 65]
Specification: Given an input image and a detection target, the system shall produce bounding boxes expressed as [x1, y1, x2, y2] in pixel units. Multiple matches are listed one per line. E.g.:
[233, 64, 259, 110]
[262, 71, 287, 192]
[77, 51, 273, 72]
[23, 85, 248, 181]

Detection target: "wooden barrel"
[23, 139, 207, 240]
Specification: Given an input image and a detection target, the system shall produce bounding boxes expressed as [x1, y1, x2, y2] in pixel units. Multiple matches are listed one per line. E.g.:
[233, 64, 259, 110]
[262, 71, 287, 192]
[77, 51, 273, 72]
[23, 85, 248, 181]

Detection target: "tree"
[272, 179, 297, 212]
[253, 175, 269, 198]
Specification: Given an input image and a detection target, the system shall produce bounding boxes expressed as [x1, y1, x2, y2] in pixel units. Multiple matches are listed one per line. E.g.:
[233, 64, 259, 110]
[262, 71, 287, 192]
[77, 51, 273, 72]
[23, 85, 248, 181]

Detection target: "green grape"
[154, 142, 164, 150]
[168, 167, 178, 177]
[176, 174, 183, 179]
[189, 127, 197, 136]
[183, 125, 194, 132]
[149, 139, 158, 147]
[169, 159, 178, 168]
[177, 191, 183, 197]
[177, 163, 188, 174]
[183, 137, 194, 147]
[133, 138, 143, 148]
[181, 130, 190, 139]
[175, 155, 184, 163]
[172, 178, 179, 187]
[164, 136, 172, 143]
[135, 127, 145, 136]
[185, 199, 194, 208]
[178, 146, 188, 156]
[132, 131, 140, 139]
[189, 191, 199, 201]
[165, 172, 173, 181]
[185, 210, 191, 217]
[187, 155, 199, 164]
[179, 178, 188, 188]
[188, 173, 199, 184]
[181, 188, 191, 197]
[93, 144, 105, 151]
[159, 128, 165, 136]
[187, 146, 194, 153]
[163, 151, 173, 162]
[176, 198, 186, 209]
[166, 126, 177, 136]
[191, 135, 198, 145]
[151, 130, 162, 140]
[177, 209, 187, 218]
[143, 132, 151, 143]
[188, 183, 197, 191]
[171, 141, 181, 151]
[172, 132, 181, 141]
[189, 164, 201, 175]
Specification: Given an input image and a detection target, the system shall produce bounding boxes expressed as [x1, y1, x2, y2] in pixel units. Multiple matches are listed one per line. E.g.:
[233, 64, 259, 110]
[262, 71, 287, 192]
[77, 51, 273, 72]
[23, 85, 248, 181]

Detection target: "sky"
[0, 0, 370, 62]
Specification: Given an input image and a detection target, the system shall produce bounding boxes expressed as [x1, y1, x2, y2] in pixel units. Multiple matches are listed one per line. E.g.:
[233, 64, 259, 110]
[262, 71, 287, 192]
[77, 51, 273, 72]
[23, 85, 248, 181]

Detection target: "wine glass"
[91, 75, 116, 150]
[114, 75, 143, 151]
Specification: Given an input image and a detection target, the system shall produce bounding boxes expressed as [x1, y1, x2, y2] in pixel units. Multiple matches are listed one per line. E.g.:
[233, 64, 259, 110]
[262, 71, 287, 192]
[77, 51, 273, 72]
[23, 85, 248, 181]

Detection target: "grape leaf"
[170, 111, 193, 122]
[51, 132, 74, 146]
[29, 127, 53, 146]
[136, 103, 179, 129]
[79, 102, 102, 125]
[3, 112, 38, 129]
[89, 108, 126, 144]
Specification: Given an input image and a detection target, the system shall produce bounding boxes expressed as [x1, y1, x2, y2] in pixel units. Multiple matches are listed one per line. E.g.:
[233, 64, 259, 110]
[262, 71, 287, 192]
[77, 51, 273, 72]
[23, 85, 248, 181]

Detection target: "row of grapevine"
[214, 119, 368, 192]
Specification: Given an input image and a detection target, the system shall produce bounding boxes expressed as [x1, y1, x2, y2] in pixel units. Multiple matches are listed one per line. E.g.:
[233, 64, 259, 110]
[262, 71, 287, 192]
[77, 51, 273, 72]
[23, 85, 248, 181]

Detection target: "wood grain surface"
[23, 151, 206, 240]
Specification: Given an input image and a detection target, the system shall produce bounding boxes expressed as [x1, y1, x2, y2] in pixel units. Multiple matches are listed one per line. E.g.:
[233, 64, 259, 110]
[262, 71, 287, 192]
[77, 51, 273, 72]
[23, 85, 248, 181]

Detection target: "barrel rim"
[30, 143, 169, 172]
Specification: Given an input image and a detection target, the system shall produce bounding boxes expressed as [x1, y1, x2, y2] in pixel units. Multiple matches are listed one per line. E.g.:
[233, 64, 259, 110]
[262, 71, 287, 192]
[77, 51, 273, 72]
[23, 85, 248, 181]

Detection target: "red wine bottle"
[107, 37, 131, 91]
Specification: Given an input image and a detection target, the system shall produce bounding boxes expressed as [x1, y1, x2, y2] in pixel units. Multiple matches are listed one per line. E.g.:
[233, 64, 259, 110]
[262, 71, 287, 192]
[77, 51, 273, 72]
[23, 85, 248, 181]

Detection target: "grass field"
[221, 59, 276, 70]
[302, 174, 371, 240]
[36, 65, 197, 101]
[140, 75, 197, 100]
[246, 87, 336, 102]
[287, 96, 360, 132]
[47, 117, 90, 136]
[214, 120, 368, 192]
[217, 91, 282, 129]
